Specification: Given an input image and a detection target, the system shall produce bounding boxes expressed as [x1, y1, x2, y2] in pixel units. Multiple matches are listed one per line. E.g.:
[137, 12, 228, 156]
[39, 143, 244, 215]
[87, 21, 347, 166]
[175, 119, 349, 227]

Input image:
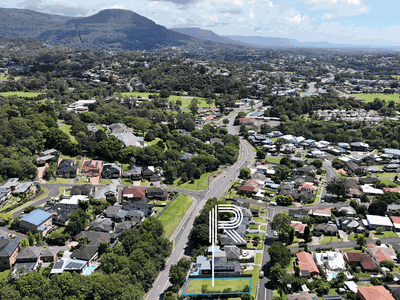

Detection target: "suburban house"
[71, 244, 99, 262]
[70, 184, 94, 196]
[345, 161, 362, 174]
[56, 160, 78, 178]
[2, 178, 20, 191]
[93, 183, 117, 200]
[336, 217, 364, 233]
[40, 248, 58, 262]
[19, 209, 53, 236]
[14, 246, 43, 274]
[293, 165, 317, 176]
[343, 252, 376, 272]
[89, 218, 113, 232]
[0, 238, 21, 269]
[357, 286, 395, 300]
[81, 160, 103, 177]
[296, 251, 320, 277]
[238, 179, 259, 196]
[366, 244, 397, 263]
[109, 123, 145, 147]
[45, 203, 78, 226]
[102, 164, 121, 179]
[309, 208, 332, 217]
[193, 256, 241, 275]
[147, 187, 168, 201]
[36, 155, 56, 165]
[338, 206, 356, 216]
[350, 142, 369, 151]
[289, 209, 308, 219]
[313, 252, 346, 271]
[383, 164, 400, 173]
[365, 215, 393, 230]
[391, 216, 400, 232]
[50, 259, 89, 275]
[13, 182, 34, 196]
[122, 202, 154, 217]
[287, 292, 319, 300]
[290, 221, 308, 237]
[313, 223, 338, 236]
[359, 177, 380, 185]
[239, 118, 255, 125]
[0, 187, 12, 204]
[122, 187, 146, 201]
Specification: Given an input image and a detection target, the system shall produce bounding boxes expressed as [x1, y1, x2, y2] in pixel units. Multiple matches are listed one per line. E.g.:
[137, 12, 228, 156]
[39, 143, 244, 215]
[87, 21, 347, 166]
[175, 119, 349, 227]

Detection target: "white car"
[273, 231, 277, 236]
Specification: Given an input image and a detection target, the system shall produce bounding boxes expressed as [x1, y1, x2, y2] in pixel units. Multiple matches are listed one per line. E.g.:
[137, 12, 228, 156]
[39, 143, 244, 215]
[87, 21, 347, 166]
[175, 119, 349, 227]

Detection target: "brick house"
[19, 209, 53, 236]
[296, 251, 319, 277]
[122, 187, 146, 201]
[238, 179, 258, 196]
[343, 252, 376, 272]
[239, 118, 255, 125]
[357, 286, 395, 300]
[81, 160, 103, 177]
[0, 238, 21, 269]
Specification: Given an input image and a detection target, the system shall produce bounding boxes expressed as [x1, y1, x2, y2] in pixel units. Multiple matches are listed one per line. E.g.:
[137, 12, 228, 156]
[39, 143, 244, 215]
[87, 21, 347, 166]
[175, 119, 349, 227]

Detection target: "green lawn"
[10, 187, 49, 214]
[77, 177, 90, 184]
[57, 187, 66, 198]
[246, 241, 263, 250]
[339, 247, 363, 253]
[260, 225, 266, 231]
[183, 278, 251, 295]
[249, 224, 259, 229]
[59, 124, 76, 143]
[245, 266, 260, 298]
[170, 171, 214, 191]
[349, 93, 400, 103]
[158, 193, 193, 238]
[355, 271, 371, 278]
[373, 231, 398, 238]
[348, 234, 372, 241]
[99, 179, 112, 184]
[264, 157, 281, 164]
[320, 236, 343, 244]
[255, 253, 262, 264]
[273, 290, 287, 300]
[286, 257, 295, 271]
[121, 178, 132, 185]
[380, 179, 399, 187]
[140, 180, 150, 186]
[46, 178, 70, 184]
[0, 76, 8, 81]
[253, 217, 267, 223]
[304, 196, 320, 206]
[380, 172, 399, 178]
[0, 91, 44, 97]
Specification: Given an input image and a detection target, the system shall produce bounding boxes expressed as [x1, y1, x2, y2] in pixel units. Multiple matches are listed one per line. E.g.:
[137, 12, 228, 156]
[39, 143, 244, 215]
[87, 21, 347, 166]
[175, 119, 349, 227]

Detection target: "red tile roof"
[344, 252, 376, 270]
[310, 208, 331, 217]
[239, 118, 254, 124]
[367, 245, 396, 262]
[296, 251, 319, 276]
[357, 286, 395, 300]
[123, 187, 146, 199]
[390, 216, 400, 224]
[384, 188, 400, 193]
[290, 222, 307, 234]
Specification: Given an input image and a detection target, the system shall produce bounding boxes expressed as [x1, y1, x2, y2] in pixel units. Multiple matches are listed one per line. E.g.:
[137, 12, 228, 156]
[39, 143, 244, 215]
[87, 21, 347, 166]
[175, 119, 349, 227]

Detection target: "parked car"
[259, 271, 264, 278]
[299, 242, 305, 247]
[273, 231, 277, 236]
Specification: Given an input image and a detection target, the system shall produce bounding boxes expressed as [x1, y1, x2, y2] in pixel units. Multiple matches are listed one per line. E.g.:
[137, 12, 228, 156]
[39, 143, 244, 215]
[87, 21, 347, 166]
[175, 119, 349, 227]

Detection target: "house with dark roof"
[56, 160, 78, 178]
[19, 209, 53, 236]
[114, 221, 137, 233]
[71, 244, 99, 262]
[343, 252, 376, 272]
[70, 184, 94, 196]
[122, 202, 153, 217]
[81, 160, 103, 177]
[15, 246, 42, 265]
[122, 187, 146, 201]
[289, 209, 309, 219]
[313, 223, 338, 236]
[0, 238, 21, 269]
[194, 256, 241, 275]
[45, 203, 78, 226]
[89, 218, 113, 232]
[336, 217, 364, 233]
[74, 231, 118, 245]
[345, 161, 362, 175]
[147, 187, 168, 201]
[0, 187, 11, 204]
[293, 165, 317, 176]
[41, 248, 58, 262]
[102, 164, 121, 179]
[224, 245, 241, 261]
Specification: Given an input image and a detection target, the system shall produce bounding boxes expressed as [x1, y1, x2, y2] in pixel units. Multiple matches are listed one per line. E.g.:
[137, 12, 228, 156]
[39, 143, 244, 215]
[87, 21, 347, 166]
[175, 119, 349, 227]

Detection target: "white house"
[364, 215, 393, 230]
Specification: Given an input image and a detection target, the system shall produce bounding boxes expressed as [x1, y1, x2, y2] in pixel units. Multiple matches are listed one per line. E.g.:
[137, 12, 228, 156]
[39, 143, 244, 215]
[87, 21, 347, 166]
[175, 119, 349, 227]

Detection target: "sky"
[5, 0, 400, 46]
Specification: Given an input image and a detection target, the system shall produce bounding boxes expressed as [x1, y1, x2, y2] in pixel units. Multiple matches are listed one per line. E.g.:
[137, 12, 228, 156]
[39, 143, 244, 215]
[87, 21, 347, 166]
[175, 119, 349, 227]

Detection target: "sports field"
[0, 91, 44, 97]
[182, 277, 251, 295]
[349, 93, 400, 103]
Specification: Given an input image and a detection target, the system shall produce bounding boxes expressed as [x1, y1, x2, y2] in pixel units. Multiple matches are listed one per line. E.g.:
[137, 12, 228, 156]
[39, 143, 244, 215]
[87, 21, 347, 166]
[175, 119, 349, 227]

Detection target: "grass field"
[253, 217, 267, 223]
[348, 234, 372, 241]
[244, 266, 260, 298]
[46, 178, 70, 184]
[0, 270, 10, 279]
[118, 92, 212, 108]
[320, 236, 343, 244]
[286, 257, 295, 271]
[121, 178, 132, 185]
[170, 171, 214, 191]
[380, 179, 399, 187]
[255, 253, 262, 264]
[264, 157, 281, 164]
[59, 124, 76, 143]
[0, 91, 44, 97]
[373, 231, 398, 238]
[140, 180, 150, 186]
[379, 172, 399, 178]
[274, 290, 287, 300]
[349, 93, 400, 103]
[158, 193, 193, 238]
[183, 277, 251, 295]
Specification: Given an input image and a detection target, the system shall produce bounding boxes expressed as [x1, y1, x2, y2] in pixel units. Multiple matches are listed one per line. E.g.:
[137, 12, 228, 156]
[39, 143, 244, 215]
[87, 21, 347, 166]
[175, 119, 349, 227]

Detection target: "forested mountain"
[0, 8, 222, 51]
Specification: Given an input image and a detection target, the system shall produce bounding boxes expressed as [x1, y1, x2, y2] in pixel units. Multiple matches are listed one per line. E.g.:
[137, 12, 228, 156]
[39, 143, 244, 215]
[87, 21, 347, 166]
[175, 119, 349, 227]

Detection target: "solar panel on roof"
[53, 261, 64, 269]
[65, 262, 75, 269]
[312, 297, 319, 300]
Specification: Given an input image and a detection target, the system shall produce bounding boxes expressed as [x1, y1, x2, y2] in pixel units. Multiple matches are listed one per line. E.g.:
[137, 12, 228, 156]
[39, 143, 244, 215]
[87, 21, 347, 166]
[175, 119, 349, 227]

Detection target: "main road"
[145, 112, 256, 300]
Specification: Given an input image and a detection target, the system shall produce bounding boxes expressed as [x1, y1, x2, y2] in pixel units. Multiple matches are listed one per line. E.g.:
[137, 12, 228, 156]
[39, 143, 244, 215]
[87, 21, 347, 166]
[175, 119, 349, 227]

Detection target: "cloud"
[304, 0, 370, 18]
[16, 0, 89, 16]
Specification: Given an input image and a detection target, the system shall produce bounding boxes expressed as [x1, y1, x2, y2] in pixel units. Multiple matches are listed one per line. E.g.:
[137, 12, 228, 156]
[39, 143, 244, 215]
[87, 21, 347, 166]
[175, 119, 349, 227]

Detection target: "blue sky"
[5, 0, 400, 46]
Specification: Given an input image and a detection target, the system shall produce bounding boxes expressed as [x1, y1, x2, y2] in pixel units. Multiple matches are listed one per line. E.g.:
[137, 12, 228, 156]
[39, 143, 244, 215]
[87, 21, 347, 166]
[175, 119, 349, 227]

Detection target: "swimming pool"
[331, 273, 338, 278]
[85, 265, 97, 274]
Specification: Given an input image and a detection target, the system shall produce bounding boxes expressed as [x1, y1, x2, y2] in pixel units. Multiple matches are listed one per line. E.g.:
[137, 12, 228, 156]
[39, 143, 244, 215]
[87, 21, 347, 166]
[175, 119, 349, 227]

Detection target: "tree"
[375, 227, 385, 235]
[256, 149, 266, 160]
[205, 98, 213, 108]
[275, 194, 294, 206]
[270, 212, 291, 234]
[188, 98, 198, 115]
[304, 225, 311, 243]
[27, 231, 34, 246]
[356, 235, 366, 248]
[368, 200, 387, 216]
[274, 165, 290, 181]
[381, 259, 395, 271]
[326, 177, 349, 199]
[239, 168, 251, 180]
[223, 119, 230, 125]
[23, 206, 36, 214]
[269, 263, 284, 283]
[287, 227, 295, 245]
[268, 241, 291, 267]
